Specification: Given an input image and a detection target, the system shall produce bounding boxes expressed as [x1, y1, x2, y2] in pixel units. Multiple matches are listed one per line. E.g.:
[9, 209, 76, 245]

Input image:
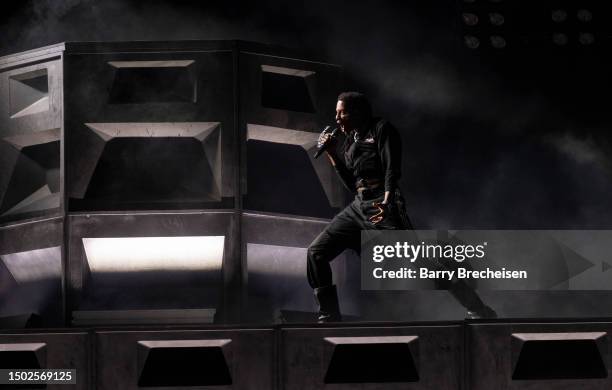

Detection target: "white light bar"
[82, 236, 225, 273]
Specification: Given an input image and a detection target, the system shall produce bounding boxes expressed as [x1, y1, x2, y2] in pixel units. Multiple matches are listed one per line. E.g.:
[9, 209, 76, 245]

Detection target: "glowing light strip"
[82, 236, 224, 273]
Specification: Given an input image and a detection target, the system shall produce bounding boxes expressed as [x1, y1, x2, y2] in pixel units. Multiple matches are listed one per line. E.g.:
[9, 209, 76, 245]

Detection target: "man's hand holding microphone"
[314, 126, 338, 159]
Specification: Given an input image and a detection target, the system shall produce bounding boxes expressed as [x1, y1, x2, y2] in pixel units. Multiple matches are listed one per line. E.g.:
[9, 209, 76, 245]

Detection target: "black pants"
[307, 188, 409, 288]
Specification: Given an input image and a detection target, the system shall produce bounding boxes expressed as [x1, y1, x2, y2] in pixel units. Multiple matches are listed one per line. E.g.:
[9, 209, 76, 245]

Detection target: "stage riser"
[469, 322, 612, 389]
[281, 325, 463, 390]
[2, 322, 611, 389]
[0, 332, 89, 389]
[96, 329, 275, 390]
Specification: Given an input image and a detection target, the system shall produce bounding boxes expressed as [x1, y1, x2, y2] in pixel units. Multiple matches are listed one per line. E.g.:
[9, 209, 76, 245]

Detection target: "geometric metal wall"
[0, 50, 63, 224]
[64, 48, 236, 211]
[78, 122, 222, 205]
[240, 54, 344, 219]
[0, 41, 343, 326]
[0, 217, 64, 326]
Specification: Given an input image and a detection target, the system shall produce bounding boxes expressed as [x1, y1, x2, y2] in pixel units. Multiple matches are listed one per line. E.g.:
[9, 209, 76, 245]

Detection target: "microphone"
[314, 126, 338, 158]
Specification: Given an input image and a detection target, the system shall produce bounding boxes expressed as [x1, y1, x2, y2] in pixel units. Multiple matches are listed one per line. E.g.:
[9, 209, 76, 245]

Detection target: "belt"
[356, 178, 382, 193]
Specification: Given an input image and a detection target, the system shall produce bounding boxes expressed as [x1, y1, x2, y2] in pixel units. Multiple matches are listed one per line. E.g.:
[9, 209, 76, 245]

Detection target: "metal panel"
[468, 322, 612, 389]
[0, 57, 63, 223]
[239, 52, 344, 218]
[0, 217, 64, 327]
[64, 50, 236, 211]
[67, 212, 237, 322]
[0, 332, 89, 389]
[96, 329, 274, 390]
[281, 325, 463, 390]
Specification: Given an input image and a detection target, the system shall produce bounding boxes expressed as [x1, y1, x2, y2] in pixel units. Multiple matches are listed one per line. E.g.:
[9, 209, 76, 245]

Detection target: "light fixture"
[578, 32, 595, 45]
[551, 9, 567, 23]
[464, 35, 480, 49]
[577, 9, 593, 23]
[552, 33, 568, 46]
[489, 12, 505, 26]
[82, 236, 225, 273]
[490, 35, 507, 49]
[462, 13, 479, 26]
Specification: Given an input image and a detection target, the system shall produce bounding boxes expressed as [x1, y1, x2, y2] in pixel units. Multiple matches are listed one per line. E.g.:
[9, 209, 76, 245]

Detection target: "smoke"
[1, 0, 277, 55]
[5, 0, 612, 322]
[547, 133, 605, 166]
[2, 0, 612, 229]
[32, 0, 88, 19]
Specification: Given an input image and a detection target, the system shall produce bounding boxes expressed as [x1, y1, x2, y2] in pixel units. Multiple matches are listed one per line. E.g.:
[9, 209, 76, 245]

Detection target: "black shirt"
[333, 117, 402, 194]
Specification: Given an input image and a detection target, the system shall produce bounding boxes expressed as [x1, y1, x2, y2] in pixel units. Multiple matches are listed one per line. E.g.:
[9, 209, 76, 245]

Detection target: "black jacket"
[333, 117, 402, 194]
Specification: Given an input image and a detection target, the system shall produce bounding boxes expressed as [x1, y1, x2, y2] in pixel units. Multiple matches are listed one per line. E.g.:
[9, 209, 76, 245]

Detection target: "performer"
[307, 92, 496, 322]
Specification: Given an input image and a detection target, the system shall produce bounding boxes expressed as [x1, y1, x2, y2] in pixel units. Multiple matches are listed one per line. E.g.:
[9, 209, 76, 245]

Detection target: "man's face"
[335, 100, 357, 133]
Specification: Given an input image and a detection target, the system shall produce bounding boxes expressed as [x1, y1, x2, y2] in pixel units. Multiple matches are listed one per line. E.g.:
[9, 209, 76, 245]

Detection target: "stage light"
[462, 13, 479, 26]
[552, 33, 568, 46]
[82, 236, 225, 273]
[551, 9, 567, 23]
[464, 35, 480, 49]
[489, 13, 504, 26]
[577, 9, 593, 23]
[490, 35, 506, 48]
[579, 32, 595, 45]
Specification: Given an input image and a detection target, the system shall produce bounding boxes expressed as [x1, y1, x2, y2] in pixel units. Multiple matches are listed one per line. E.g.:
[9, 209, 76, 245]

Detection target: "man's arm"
[378, 121, 402, 204]
[368, 122, 401, 224]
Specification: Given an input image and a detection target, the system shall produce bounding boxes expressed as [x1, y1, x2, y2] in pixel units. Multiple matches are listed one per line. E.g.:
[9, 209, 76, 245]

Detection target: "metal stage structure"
[1, 41, 612, 388]
[1, 319, 611, 388]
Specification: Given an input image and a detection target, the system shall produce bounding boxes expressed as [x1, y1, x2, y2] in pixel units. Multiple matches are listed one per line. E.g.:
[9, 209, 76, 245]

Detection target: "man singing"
[307, 92, 496, 322]
[307, 92, 410, 322]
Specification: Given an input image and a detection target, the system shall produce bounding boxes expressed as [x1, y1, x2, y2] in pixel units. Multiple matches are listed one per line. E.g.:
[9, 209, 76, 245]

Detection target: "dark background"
[2, 0, 610, 229]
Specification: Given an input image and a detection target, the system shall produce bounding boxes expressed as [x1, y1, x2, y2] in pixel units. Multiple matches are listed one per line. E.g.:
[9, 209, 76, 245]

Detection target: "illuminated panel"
[82, 236, 225, 273]
[0, 246, 62, 283]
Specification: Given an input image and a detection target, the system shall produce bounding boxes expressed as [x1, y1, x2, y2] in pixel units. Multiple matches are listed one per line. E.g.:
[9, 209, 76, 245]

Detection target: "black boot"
[314, 285, 342, 323]
[449, 280, 497, 319]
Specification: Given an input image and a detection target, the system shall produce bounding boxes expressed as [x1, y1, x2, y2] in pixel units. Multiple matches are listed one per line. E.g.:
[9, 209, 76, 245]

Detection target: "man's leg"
[307, 203, 361, 322]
